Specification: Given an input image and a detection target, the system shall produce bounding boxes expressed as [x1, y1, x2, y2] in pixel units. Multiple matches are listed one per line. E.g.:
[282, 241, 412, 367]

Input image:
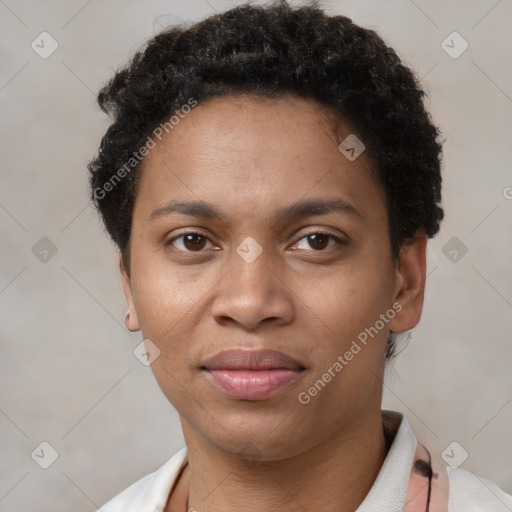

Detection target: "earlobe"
[388, 234, 427, 334]
[120, 257, 140, 332]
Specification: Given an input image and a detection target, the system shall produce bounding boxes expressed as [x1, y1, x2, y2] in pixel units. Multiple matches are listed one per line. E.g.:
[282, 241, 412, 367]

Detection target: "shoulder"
[448, 467, 512, 512]
[97, 447, 188, 512]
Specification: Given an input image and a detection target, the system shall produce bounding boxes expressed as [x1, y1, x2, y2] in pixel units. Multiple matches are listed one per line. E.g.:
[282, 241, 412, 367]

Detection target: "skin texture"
[121, 94, 427, 512]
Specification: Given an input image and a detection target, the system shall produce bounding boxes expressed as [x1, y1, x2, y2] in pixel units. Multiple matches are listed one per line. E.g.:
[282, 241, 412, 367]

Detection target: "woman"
[88, 2, 512, 510]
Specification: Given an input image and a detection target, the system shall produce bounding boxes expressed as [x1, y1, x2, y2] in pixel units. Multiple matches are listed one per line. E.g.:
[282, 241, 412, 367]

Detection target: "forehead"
[151, 93, 348, 160]
[134, 94, 385, 226]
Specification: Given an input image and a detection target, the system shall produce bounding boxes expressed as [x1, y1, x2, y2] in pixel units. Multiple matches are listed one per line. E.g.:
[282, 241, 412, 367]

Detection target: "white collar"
[356, 411, 417, 511]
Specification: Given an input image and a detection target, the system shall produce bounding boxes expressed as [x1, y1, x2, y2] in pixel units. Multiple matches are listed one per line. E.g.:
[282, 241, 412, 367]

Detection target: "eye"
[167, 232, 214, 252]
[292, 231, 346, 251]
[166, 230, 346, 254]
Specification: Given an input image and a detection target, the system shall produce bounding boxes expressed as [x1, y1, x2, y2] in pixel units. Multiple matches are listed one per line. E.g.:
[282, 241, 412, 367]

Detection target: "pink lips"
[202, 348, 305, 400]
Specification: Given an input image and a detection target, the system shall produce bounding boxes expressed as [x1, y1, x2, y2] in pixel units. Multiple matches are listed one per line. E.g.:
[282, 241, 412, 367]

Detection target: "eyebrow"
[149, 197, 362, 224]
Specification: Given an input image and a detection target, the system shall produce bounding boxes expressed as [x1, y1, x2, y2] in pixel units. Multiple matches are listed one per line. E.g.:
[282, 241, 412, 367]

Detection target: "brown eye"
[168, 232, 212, 252]
[183, 234, 206, 251]
[293, 232, 346, 252]
[307, 233, 330, 250]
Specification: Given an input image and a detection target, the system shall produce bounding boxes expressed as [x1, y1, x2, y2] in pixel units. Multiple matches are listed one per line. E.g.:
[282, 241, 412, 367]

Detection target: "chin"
[198, 414, 314, 462]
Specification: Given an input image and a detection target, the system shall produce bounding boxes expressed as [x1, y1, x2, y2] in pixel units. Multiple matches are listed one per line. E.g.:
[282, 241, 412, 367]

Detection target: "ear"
[388, 233, 427, 333]
[120, 257, 140, 332]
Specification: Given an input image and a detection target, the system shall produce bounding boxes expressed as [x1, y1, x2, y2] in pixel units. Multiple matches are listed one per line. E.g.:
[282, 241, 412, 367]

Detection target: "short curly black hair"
[88, 0, 443, 361]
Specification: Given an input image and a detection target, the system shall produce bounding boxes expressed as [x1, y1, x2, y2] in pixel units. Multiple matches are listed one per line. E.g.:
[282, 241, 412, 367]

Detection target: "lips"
[203, 348, 305, 371]
[202, 348, 306, 400]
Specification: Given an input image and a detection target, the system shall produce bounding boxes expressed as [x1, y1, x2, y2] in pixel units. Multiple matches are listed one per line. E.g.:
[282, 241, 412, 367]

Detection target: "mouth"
[201, 348, 306, 400]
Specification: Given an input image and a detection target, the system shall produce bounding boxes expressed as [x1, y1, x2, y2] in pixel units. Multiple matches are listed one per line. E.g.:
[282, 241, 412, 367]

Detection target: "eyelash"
[165, 230, 347, 253]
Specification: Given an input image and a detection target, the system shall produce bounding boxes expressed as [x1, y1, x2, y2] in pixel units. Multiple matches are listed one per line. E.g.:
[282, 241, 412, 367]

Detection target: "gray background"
[1, 0, 511, 510]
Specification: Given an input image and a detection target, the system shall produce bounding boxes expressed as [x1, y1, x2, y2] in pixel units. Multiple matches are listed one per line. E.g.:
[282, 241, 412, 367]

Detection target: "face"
[122, 94, 426, 460]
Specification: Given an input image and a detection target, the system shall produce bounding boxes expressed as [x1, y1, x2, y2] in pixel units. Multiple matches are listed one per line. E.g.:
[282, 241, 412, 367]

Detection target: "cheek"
[132, 257, 209, 337]
[310, 263, 391, 331]
[130, 265, 206, 405]
[129, 255, 223, 379]
[300, 259, 394, 370]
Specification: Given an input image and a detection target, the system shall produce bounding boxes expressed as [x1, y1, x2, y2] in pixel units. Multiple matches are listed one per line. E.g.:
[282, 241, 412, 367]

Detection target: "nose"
[210, 241, 294, 331]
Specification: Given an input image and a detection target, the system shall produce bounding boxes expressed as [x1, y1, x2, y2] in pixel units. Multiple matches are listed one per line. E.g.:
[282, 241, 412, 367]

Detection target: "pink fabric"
[403, 442, 449, 512]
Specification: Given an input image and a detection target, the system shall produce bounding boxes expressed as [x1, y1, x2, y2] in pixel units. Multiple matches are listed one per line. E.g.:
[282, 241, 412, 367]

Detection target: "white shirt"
[97, 412, 512, 511]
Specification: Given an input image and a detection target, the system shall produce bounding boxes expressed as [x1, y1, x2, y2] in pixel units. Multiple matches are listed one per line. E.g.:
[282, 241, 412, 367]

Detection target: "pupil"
[309, 234, 328, 250]
[185, 234, 205, 250]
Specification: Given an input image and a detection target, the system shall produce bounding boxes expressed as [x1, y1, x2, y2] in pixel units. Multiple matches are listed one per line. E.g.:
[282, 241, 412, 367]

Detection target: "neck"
[181, 409, 388, 512]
